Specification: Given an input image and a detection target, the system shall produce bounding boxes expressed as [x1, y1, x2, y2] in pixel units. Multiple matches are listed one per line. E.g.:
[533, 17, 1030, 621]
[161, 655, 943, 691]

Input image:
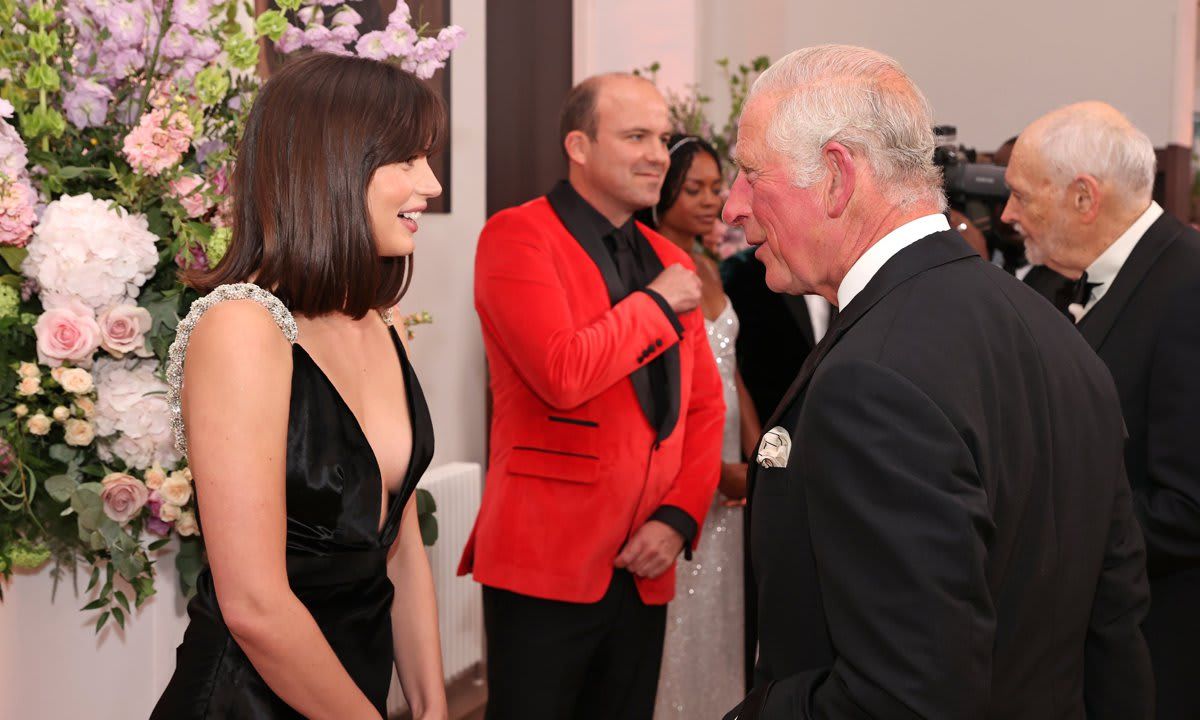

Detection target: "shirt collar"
[548, 180, 635, 243]
[1084, 201, 1163, 301]
[836, 213, 951, 309]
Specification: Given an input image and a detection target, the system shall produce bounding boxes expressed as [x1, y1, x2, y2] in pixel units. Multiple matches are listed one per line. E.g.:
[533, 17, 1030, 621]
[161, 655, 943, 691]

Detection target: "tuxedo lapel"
[546, 183, 626, 306]
[633, 225, 682, 442]
[762, 231, 978, 432]
[1078, 213, 1183, 351]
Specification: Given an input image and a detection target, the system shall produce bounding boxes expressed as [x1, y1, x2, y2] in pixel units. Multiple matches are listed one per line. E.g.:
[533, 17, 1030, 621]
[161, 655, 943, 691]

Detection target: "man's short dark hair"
[559, 75, 605, 152]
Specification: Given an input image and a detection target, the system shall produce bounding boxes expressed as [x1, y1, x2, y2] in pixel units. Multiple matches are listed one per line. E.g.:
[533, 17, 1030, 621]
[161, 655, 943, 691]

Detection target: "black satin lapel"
[547, 183, 626, 306]
[1078, 213, 1181, 350]
[762, 230, 977, 431]
[634, 226, 682, 441]
[781, 294, 816, 348]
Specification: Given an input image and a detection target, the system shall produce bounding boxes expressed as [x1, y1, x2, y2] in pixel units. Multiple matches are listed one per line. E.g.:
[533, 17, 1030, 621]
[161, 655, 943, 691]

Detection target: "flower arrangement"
[0, 0, 462, 632]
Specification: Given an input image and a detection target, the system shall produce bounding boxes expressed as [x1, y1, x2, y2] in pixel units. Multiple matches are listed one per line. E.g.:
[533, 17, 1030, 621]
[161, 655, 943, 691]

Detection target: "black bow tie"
[1070, 272, 1101, 306]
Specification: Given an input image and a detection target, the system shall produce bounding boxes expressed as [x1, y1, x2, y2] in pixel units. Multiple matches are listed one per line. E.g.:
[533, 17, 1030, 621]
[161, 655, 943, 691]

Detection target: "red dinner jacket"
[457, 188, 725, 605]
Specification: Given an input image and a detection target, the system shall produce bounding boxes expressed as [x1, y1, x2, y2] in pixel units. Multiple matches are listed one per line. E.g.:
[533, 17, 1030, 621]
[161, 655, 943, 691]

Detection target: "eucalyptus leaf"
[44, 474, 78, 503]
[70, 483, 104, 530]
[49, 444, 78, 464]
[88, 530, 105, 551]
[113, 552, 141, 581]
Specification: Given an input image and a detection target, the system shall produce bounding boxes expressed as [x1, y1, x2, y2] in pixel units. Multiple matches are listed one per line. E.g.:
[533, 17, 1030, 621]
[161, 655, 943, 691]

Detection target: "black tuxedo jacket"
[731, 231, 1153, 720]
[1075, 211, 1200, 718]
[1023, 264, 1073, 315]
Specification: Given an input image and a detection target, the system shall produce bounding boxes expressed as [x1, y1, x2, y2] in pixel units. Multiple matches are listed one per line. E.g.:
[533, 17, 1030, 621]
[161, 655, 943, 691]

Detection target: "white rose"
[144, 464, 167, 490]
[50, 366, 65, 383]
[175, 510, 200, 536]
[16, 376, 40, 396]
[14, 404, 28, 418]
[159, 471, 193, 506]
[52, 405, 70, 422]
[158, 501, 181, 523]
[64, 418, 95, 447]
[59, 368, 94, 394]
[18, 362, 40, 379]
[26, 413, 51, 435]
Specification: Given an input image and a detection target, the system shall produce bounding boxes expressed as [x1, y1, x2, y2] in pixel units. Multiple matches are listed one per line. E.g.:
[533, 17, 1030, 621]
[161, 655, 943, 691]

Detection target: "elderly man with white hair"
[723, 46, 1153, 720]
[1005, 101, 1200, 720]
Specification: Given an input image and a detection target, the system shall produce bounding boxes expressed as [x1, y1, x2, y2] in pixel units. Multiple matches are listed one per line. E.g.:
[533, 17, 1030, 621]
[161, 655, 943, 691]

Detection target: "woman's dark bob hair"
[186, 53, 447, 318]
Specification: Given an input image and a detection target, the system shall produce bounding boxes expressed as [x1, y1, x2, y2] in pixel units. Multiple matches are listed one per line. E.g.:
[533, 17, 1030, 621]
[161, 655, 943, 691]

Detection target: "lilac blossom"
[331, 7, 362, 27]
[159, 24, 197, 60]
[108, 3, 148, 46]
[355, 31, 388, 61]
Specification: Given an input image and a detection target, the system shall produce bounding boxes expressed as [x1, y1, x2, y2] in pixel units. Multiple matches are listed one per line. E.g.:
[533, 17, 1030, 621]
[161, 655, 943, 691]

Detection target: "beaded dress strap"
[166, 283, 298, 457]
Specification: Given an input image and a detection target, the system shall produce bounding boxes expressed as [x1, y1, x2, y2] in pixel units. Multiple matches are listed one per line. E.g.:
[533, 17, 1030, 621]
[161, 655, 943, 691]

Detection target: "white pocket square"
[756, 426, 792, 469]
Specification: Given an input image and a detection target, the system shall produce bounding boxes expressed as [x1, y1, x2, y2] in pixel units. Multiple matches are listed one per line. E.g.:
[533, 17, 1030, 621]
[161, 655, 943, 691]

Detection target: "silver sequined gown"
[655, 298, 745, 718]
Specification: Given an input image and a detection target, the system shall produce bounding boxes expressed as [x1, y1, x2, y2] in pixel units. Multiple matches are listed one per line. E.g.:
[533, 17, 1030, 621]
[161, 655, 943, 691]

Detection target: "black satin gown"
[151, 325, 434, 718]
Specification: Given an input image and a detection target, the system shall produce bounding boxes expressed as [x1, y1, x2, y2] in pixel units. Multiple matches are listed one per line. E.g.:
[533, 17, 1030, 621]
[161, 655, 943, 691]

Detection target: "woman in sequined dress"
[638, 135, 762, 717]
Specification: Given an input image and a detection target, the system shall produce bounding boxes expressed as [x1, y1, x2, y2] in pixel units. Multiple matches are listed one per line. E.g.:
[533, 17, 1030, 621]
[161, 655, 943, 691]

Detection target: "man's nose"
[723, 172, 750, 226]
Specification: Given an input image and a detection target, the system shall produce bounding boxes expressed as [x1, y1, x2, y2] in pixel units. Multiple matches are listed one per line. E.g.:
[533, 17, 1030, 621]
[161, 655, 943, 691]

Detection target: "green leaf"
[147, 538, 170, 551]
[70, 483, 105, 530]
[88, 530, 105, 551]
[95, 610, 109, 633]
[44, 474, 78, 502]
[55, 166, 110, 180]
[415, 487, 436, 514]
[112, 605, 125, 630]
[115, 590, 130, 614]
[81, 597, 108, 611]
[49, 444, 78, 464]
[418, 513, 438, 547]
[112, 550, 141, 581]
[0, 247, 27, 273]
[86, 565, 101, 593]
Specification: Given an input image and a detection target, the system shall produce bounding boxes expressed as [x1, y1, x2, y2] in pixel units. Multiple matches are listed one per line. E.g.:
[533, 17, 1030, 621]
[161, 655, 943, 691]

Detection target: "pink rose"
[33, 298, 102, 367]
[100, 472, 150, 525]
[98, 303, 152, 358]
[167, 174, 212, 218]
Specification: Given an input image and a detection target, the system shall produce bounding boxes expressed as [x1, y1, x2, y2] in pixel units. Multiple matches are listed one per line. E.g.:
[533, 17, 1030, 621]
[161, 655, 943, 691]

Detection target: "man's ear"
[564, 130, 591, 166]
[1072, 174, 1102, 225]
[822, 141, 856, 218]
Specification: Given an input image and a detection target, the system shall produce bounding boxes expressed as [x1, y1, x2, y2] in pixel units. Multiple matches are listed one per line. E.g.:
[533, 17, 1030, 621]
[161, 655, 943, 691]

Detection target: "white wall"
[405, 0, 488, 469]
[649, 0, 1197, 152]
[573, 0, 701, 88]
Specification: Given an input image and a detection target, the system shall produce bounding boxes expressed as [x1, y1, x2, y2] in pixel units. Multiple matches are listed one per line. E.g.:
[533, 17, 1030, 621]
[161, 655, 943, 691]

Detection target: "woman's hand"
[719, 461, 748, 502]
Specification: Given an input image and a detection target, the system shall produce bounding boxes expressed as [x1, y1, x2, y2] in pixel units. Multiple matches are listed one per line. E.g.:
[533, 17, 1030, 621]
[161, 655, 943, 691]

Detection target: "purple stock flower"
[297, 5, 324, 26]
[382, 24, 416, 56]
[331, 23, 359, 45]
[108, 2, 148, 46]
[331, 7, 362, 27]
[63, 79, 115, 129]
[355, 31, 388, 61]
[276, 25, 305, 54]
[174, 242, 210, 272]
[171, 0, 212, 30]
[302, 24, 332, 48]
[193, 138, 227, 166]
[388, 2, 411, 25]
[192, 36, 221, 61]
[159, 24, 197, 60]
[172, 57, 206, 82]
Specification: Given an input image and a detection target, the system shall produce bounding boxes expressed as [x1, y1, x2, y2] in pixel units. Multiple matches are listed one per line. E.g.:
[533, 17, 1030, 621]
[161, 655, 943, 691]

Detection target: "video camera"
[932, 125, 1009, 206]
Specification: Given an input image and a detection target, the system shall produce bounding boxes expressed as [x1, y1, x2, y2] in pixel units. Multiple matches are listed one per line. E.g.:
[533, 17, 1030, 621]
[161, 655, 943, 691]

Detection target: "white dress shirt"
[804, 295, 832, 342]
[1073, 201, 1164, 319]
[837, 214, 951, 309]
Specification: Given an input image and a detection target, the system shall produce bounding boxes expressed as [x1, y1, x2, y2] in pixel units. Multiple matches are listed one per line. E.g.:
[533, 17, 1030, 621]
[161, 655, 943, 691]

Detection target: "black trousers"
[482, 571, 667, 720]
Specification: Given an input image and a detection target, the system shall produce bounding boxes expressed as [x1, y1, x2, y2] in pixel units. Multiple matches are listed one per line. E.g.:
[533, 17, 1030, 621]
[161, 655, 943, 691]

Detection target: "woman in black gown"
[152, 53, 448, 719]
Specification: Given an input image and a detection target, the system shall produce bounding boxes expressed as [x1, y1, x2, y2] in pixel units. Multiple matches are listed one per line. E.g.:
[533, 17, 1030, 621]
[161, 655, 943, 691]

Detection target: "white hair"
[1035, 104, 1156, 207]
[747, 44, 945, 210]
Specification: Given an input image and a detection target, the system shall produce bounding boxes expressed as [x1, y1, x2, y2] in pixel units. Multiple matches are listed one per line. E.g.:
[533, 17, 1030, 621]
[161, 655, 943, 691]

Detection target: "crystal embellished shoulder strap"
[166, 283, 298, 457]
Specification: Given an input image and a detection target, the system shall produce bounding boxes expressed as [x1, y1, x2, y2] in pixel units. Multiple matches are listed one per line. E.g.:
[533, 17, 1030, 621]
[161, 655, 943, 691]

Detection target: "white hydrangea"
[22, 193, 159, 310]
[93, 357, 181, 470]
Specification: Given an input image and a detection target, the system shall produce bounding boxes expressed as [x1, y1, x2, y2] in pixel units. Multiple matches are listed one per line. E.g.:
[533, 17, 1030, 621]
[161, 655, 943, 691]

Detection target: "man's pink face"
[723, 97, 831, 295]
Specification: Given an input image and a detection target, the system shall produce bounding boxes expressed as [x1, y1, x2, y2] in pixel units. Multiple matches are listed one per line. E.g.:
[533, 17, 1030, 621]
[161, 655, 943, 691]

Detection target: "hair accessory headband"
[668, 136, 701, 155]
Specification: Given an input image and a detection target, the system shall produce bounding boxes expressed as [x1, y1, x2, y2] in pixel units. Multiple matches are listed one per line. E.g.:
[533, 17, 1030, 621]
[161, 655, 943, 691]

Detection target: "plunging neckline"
[292, 324, 415, 539]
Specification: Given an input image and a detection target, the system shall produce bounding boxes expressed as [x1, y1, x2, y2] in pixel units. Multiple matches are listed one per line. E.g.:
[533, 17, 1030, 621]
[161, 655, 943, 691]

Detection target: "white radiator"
[387, 461, 484, 716]
[422, 461, 484, 681]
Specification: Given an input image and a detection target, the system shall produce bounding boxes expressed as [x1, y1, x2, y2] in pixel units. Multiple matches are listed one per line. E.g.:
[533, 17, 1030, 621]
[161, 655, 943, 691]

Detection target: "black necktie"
[1069, 272, 1101, 307]
[609, 228, 642, 294]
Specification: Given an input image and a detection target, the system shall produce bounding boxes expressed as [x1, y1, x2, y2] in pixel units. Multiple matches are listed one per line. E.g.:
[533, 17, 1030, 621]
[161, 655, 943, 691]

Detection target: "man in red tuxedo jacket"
[458, 73, 725, 719]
